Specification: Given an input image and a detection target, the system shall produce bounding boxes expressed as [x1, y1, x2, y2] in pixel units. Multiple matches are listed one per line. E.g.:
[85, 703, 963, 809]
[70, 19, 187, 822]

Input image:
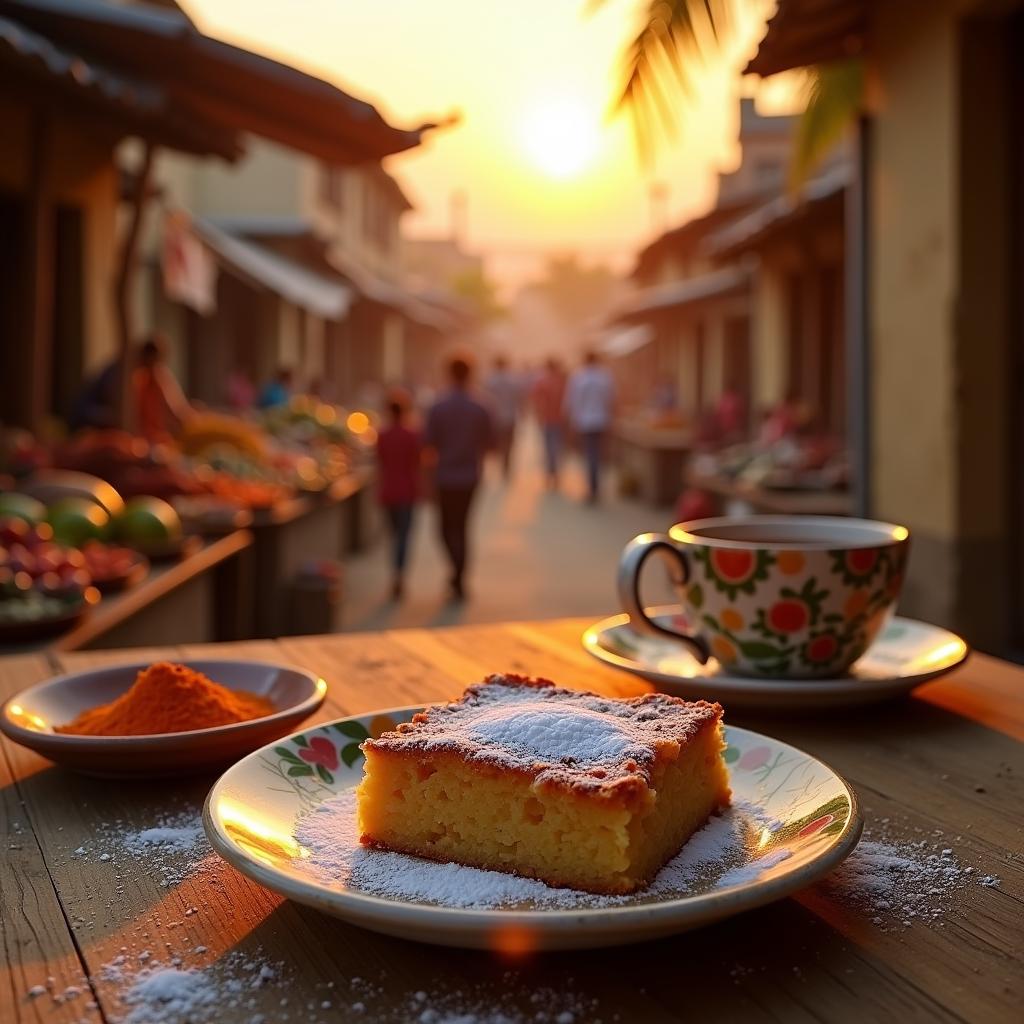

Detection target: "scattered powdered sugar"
[820, 818, 1001, 929]
[123, 823, 205, 854]
[71, 949, 603, 1024]
[68, 808, 212, 888]
[295, 789, 787, 909]
[122, 968, 217, 1023]
[98, 948, 290, 1024]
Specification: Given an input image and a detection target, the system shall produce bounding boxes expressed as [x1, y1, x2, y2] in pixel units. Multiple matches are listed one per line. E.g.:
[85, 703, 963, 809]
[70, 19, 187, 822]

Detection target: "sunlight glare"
[520, 96, 599, 180]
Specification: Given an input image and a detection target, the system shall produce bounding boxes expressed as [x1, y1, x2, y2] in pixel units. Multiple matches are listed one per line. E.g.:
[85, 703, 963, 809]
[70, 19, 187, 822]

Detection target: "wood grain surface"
[1, 621, 1021, 1023]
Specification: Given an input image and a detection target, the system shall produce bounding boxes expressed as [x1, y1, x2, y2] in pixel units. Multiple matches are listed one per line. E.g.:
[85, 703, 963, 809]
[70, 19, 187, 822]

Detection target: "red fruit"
[35, 571, 61, 593]
[767, 599, 809, 634]
[7, 544, 35, 575]
[27, 523, 54, 546]
[0, 519, 29, 546]
[33, 547, 63, 574]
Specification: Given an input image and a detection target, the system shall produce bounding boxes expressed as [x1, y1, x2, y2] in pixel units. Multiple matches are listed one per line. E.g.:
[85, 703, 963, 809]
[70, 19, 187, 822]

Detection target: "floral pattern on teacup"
[686, 543, 908, 677]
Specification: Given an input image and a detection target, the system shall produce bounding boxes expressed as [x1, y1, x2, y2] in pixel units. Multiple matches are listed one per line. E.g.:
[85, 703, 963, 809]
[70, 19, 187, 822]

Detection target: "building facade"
[747, 0, 1023, 653]
[608, 99, 797, 428]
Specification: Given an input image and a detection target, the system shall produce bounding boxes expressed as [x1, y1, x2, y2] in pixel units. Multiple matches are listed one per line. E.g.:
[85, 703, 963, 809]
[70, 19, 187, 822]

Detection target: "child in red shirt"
[376, 392, 422, 599]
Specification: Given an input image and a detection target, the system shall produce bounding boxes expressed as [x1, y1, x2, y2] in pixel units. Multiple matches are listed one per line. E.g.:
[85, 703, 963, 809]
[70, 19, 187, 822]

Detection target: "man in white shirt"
[564, 350, 615, 503]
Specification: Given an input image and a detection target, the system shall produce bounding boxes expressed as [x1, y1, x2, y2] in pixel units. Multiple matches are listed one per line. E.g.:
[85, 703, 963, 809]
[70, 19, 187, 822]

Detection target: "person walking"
[484, 355, 521, 479]
[564, 350, 615, 504]
[424, 355, 494, 601]
[376, 391, 422, 600]
[531, 356, 567, 490]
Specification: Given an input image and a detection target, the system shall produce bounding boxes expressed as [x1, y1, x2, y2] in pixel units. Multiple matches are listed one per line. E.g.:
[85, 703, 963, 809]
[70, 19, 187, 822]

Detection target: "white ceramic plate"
[0, 659, 326, 777]
[204, 705, 861, 950]
[583, 608, 968, 710]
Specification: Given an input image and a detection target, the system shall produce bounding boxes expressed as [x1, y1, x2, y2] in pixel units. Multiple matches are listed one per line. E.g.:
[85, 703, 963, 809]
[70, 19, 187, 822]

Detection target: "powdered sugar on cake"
[365, 674, 721, 789]
[468, 704, 639, 763]
[295, 790, 782, 909]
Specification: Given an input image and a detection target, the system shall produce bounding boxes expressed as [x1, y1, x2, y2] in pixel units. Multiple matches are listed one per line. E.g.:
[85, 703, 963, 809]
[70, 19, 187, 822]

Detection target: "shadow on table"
[223, 876, 910, 1023]
[2, 765, 217, 947]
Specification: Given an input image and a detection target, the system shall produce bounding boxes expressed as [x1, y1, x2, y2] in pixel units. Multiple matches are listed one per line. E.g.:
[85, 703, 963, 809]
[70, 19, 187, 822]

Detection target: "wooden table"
[1, 620, 1020, 1023]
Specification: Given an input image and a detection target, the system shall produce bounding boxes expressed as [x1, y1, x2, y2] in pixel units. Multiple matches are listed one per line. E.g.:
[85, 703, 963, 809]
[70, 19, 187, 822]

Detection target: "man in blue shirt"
[425, 355, 494, 600]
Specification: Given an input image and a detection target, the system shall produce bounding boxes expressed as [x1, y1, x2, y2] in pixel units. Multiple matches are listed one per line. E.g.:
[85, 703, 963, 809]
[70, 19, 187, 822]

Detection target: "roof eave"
[744, 0, 867, 78]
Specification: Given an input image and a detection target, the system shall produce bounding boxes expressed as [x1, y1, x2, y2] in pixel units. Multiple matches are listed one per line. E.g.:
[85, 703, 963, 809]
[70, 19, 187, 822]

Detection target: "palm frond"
[790, 59, 864, 187]
[596, 0, 733, 158]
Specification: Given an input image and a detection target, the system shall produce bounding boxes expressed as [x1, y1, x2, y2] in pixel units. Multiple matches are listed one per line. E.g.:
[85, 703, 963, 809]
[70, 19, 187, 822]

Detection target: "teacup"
[617, 515, 910, 678]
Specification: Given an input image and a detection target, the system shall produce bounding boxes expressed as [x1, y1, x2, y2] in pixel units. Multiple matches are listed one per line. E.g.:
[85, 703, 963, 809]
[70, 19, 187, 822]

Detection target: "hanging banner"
[162, 209, 217, 315]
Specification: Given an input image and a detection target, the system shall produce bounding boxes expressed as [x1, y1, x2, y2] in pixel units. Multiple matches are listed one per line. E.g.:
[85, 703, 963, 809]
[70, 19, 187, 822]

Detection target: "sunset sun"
[520, 96, 600, 180]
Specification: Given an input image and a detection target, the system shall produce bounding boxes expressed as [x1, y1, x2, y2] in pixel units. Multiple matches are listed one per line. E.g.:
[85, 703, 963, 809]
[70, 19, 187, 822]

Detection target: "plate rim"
[0, 658, 327, 748]
[203, 705, 863, 932]
[582, 608, 970, 696]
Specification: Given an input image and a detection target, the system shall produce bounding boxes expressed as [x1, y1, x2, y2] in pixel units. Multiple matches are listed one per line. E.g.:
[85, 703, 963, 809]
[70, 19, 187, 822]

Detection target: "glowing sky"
[182, 0, 799, 287]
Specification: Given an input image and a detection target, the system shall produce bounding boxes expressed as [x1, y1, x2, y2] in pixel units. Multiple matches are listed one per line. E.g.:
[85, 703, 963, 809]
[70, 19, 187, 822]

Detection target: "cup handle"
[617, 533, 711, 665]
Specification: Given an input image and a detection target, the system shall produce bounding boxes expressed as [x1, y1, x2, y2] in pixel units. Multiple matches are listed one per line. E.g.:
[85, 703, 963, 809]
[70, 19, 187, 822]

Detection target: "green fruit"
[0, 492, 47, 525]
[47, 497, 110, 546]
[23, 470, 124, 517]
[115, 496, 183, 547]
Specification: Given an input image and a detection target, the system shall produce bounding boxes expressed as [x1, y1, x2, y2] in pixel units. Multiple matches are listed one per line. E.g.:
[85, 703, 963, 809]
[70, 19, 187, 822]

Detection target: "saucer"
[582, 607, 968, 710]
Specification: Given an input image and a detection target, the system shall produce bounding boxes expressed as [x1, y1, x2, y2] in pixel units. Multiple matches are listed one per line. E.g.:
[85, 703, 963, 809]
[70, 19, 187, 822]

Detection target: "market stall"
[0, 399, 377, 650]
[612, 419, 694, 506]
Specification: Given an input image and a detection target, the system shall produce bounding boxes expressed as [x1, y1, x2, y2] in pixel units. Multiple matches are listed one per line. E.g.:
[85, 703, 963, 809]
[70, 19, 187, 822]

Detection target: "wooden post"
[113, 142, 156, 430]
[26, 109, 55, 433]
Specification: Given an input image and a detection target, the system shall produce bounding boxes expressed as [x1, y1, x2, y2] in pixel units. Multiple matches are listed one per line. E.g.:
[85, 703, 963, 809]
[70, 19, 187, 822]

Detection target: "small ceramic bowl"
[0, 659, 327, 777]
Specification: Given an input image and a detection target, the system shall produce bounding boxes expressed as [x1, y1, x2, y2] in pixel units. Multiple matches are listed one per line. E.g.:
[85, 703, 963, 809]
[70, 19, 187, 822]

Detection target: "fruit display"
[0, 590, 79, 626]
[113, 495, 183, 551]
[46, 496, 111, 546]
[0, 518, 92, 597]
[0, 502, 155, 642]
[0, 491, 46, 525]
[22, 469, 125, 517]
[79, 541, 148, 593]
[179, 413, 268, 460]
[0, 516, 99, 641]
[0, 585, 99, 646]
[262, 397, 351, 447]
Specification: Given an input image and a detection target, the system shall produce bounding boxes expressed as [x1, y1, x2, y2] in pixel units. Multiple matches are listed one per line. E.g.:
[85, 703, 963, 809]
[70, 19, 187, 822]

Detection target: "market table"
[1, 619, 1021, 1023]
[684, 467, 852, 517]
[0, 531, 253, 657]
[612, 422, 693, 506]
[249, 466, 376, 638]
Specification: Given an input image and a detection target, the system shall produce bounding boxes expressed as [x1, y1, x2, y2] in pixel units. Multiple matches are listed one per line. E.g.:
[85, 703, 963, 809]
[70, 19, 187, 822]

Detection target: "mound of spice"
[57, 662, 275, 736]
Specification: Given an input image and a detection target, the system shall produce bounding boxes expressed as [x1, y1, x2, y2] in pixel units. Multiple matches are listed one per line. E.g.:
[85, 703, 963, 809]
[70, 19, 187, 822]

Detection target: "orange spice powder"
[56, 662, 275, 736]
